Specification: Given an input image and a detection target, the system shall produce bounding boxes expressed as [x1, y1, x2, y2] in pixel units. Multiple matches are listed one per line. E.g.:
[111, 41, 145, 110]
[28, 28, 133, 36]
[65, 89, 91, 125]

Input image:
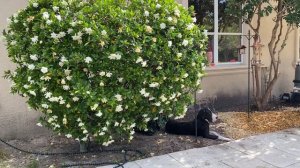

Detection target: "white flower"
[82, 137, 88, 142]
[53, 6, 59, 12]
[84, 27, 93, 35]
[99, 132, 105, 136]
[168, 41, 172, 47]
[101, 30, 107, 36]
[187, 23, 194, 30]
[192, 17, 197, 23]
[167, 17, 173, 22]
[135, 47, 142, 53]
[51, 32, 58, 39]
[140, 88, 146, 95]
[183, 73, 189, 78]
[66, 134, 72, 138]
[67, 28, 73, 34]
[156, 4, 161, 9]
[63, 117, 67, 125]
[11, 41, 17, 45]
[30, 54, 38, 61]
[144, 11, 149, 17]
[102, 127, 108, 131]
[42, 12, 49, 20]
[41, 67, 48, 74]
[182, 39, 189, 46]
[36, 123, 42, 127]
[66, 104, 71, 108]
[149, 82, 159, 88]
[78, 122, 84, 127]
[108, 53, 121, 60]
[116, 105, 123, 112]
[72, 97, 79, 102]
[99, 71, 106, 76]
[91, 104, 99, 111]
[106, 72, 112, 77]
[154, 102, 161, 106]
[29, 90, 36, 96]
[174, 9, 180, 17]
[28, 64, 35, 70]
[45, 92, 52, 98]
[115, 94, 122, 101]
[99, 82, 105, 86]
[177, 33, 182, 38]
[23, 84, 29, 89]
[160, 95, 167, 102]
[96, 111, 103, 117]
[64, 69, 71, 76]
[46, 20, 52, 25]
[31, 36, 38, 43]
[58, 32, 66, 38]
[145, 26, 153, 33]
[130, 123, 136, 128]
[32, 3, 38, 8]
[154, 13, 160, 19]
[84, 57, 92, 64]
[114, 122, 119, 127]
[72, 32, 83, 43]
[141, 61, 148, 67]
[156, 66, 162, 70]
[83, 129, 88, 134]
[136, 57, 143, 63]
[59, 99, 65, 104]
[63, 85, 70, 90]
[55, 15, 62, 21]
[160, 23, 166, 29]
[101, 98, 107, 103]
[118, 78, 123, 82]
[41, 104, 49, 109]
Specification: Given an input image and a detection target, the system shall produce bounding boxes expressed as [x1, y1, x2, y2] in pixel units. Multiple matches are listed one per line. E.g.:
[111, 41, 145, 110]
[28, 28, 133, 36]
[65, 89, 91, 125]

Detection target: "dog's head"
[197, 107, 218, 123]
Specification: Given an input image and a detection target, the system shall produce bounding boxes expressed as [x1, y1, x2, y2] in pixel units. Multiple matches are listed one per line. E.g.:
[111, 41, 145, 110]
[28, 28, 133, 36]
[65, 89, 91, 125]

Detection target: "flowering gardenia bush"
[3, 0, 207, 145]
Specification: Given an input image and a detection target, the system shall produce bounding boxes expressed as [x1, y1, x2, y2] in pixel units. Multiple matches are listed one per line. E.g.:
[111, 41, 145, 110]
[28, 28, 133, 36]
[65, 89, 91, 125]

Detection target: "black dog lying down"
[165, 108, 231, 141]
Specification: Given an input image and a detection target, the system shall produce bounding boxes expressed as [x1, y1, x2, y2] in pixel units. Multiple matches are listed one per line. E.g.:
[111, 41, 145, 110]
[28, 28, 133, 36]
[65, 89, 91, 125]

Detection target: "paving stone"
[221, 155, 277, 168]
[273, 137, 300, 156]
[135, 154, 186, 168]
[169, 144, 245, 167]
[252, 148, 300, 168]
[97, 162, 141, 168]
[284, 162, 300, 168]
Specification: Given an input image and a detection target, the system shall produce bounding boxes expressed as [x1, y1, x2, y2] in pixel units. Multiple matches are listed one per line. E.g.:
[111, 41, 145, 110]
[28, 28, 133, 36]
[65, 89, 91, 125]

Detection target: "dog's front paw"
[222, 137, 232, 142]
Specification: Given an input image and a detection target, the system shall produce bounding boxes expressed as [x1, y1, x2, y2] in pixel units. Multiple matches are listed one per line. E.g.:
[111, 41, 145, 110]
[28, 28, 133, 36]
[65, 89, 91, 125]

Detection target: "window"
[189, 0, 243, 66]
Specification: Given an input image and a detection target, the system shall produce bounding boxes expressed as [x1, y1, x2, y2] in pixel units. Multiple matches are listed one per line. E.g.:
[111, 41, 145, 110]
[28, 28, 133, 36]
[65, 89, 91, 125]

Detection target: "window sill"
[204, 64, 249, 76]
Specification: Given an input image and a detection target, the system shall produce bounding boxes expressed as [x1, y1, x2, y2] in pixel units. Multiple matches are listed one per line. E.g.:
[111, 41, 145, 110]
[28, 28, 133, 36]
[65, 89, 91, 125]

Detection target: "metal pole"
[194, 90, 197, 141]
[248, 30, 251, 118]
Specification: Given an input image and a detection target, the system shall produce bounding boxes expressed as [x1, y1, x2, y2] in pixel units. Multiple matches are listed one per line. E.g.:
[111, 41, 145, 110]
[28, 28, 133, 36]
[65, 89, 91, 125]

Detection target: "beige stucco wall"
[0, 0, 49, 139]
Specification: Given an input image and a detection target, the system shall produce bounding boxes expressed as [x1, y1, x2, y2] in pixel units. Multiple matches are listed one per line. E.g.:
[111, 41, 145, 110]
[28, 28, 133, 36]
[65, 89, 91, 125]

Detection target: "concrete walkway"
[99, 128, 300, 168]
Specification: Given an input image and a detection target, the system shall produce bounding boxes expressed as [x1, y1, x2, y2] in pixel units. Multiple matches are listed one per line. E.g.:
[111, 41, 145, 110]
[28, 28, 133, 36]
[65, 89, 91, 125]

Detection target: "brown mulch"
[219, 107, 300, 139]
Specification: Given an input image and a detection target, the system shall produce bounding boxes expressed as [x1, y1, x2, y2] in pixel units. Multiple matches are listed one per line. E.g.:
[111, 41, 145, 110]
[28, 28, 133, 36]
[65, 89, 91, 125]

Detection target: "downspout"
[294, 28, 299, 65]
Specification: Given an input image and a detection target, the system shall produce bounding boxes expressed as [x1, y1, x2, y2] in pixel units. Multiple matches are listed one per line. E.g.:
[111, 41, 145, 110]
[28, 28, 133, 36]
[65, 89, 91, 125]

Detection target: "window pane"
[189, 0, 214, 32]
[218, 35, 241, 63]
[207, 35, 215, 66]
[219, 0, 241, 33]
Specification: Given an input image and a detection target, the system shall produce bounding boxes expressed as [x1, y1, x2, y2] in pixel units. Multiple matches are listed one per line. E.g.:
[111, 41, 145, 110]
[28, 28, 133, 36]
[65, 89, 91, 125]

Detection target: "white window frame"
[209, 0, 244, 66]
